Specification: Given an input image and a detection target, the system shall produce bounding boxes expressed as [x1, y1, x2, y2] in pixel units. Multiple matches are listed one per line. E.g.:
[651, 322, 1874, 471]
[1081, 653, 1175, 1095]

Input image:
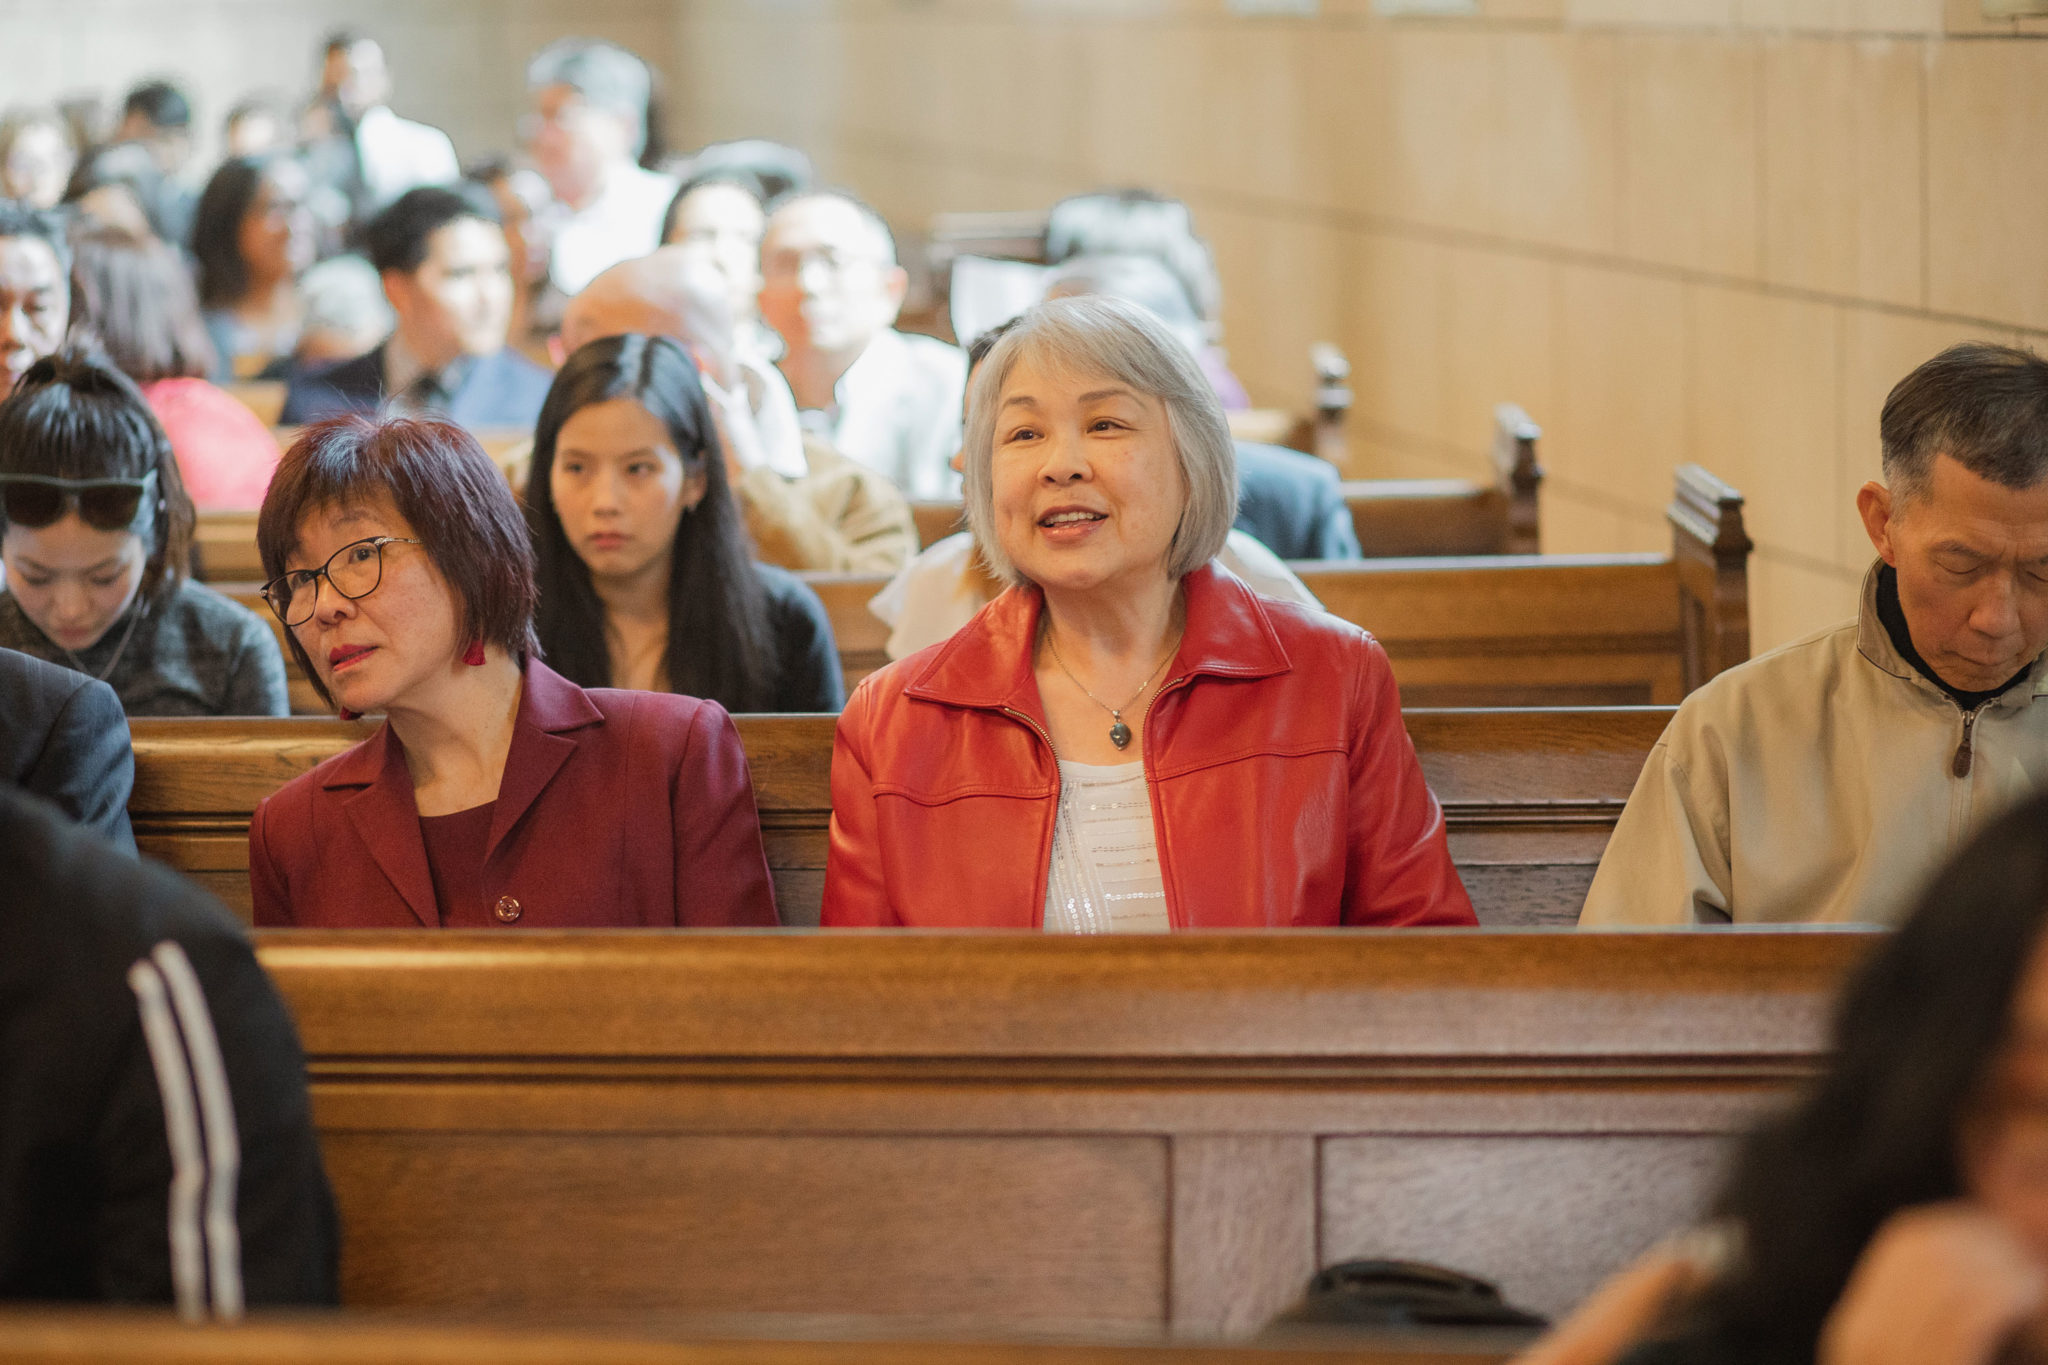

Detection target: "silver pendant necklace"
[1045, 627, 1182, 751]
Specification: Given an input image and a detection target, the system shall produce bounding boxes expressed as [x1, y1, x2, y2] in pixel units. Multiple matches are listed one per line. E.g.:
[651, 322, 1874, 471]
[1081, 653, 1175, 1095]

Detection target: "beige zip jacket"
[1580, 563, 2048, 926]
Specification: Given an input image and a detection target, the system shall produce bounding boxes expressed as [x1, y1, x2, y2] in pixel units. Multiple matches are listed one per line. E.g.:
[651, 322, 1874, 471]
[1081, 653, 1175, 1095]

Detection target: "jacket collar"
[322, 661, 603, 925]
[1854, 560, 2048, 708]
[903, 561, 1293, 718]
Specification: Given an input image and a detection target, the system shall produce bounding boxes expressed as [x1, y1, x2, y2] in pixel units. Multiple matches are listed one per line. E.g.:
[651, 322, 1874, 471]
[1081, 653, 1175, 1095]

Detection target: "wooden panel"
[247, 933, 1869, 1334]
[1320, 1135, 1728, 1320]
[326, 1133, 1167, 1324]
[1170, 1136, 1317, 1337]
[1343, 481, 1510, 559]
[0, 1312, 1521, 1365]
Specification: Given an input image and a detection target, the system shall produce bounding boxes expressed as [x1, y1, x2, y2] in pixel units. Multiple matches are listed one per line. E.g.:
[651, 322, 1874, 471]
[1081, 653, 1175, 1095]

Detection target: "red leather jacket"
[823, 563, 1477, 928]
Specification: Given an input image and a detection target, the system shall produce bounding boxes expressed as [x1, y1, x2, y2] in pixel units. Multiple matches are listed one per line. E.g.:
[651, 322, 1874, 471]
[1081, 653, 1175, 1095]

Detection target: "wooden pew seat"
[239, 931, 1870, 1334]
[129, 708, 1666, 928]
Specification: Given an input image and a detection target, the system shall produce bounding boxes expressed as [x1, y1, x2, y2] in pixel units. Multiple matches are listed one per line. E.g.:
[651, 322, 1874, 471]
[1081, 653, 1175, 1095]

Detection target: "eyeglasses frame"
[262, 535, 423, 627]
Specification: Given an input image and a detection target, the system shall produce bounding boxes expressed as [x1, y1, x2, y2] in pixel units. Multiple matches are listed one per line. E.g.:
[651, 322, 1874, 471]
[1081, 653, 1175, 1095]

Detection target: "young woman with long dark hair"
[526, 333, 843, 713]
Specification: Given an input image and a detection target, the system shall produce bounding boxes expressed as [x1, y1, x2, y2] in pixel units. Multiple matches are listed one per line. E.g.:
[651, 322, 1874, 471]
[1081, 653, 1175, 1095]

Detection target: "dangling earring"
[463, 640, 487, 667]
[338, 707, 361, 721]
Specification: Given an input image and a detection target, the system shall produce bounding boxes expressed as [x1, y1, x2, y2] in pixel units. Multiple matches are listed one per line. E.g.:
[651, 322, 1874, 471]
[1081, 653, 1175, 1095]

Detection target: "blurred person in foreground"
[1522, 786, 2048, 1365]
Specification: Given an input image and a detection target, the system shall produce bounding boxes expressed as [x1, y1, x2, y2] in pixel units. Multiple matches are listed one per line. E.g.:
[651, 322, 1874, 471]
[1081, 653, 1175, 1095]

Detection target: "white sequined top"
[1042, 760, 1172, 933]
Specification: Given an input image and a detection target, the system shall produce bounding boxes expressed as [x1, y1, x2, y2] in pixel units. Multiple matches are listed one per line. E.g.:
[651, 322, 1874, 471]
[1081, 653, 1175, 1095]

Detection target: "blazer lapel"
[483, 663, 602, 864]
[333, 727, 438, 927]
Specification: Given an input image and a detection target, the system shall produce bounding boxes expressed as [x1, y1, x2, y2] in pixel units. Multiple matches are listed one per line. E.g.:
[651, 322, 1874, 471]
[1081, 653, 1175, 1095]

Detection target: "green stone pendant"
[1109, 716, 1132, 750]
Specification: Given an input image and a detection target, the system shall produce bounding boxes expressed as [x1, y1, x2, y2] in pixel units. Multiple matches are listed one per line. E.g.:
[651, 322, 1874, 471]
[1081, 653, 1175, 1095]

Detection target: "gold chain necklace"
[1044, 627, 1182, 751]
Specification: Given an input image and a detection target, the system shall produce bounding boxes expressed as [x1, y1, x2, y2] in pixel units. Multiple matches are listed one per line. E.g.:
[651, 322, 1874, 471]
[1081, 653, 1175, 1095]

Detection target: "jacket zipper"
[1000, 706, 1062, 924]
[1952, 702, 1990, 779]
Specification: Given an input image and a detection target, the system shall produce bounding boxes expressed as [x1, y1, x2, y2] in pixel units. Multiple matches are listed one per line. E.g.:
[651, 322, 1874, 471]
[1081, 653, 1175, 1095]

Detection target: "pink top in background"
[142, 377, 281, 510]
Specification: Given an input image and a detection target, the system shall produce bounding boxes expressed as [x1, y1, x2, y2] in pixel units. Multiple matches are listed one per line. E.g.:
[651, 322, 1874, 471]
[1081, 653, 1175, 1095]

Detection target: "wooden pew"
[0, 1309, 1521, 1364]
[236, 930, 1869, 1334]
[128, 708, 1668, 929]
[814, 465, 1747, 702]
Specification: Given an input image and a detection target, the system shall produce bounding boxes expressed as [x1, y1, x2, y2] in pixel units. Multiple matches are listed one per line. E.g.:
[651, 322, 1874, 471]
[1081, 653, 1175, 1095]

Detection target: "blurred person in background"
[69, 227, 280, 509]
[63, 143, 176, 243]
[282, 185, 548, 432]
[289, 254, 393, 370]
[1045, 190, 1248, 411]
[468, 157, 551, 349]
[323, 33, 459, 221]
[191, 155, 316, 379]
[0, 110, 75, 212]
[223, 95, 289, 160]
[106, 81, 197, 245]
[663, 169, 774, 360]
[523, 39, 677, 297]
[0, 201, 68, 388]
[760, 191, 967, 500]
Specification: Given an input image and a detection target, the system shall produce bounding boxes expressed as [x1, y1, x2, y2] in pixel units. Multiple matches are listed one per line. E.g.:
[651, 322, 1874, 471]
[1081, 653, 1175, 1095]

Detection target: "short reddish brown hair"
[257, 416, 539, 706]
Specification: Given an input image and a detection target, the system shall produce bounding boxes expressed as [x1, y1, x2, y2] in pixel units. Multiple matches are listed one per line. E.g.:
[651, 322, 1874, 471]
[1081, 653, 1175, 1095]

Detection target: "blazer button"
[494, 896, 523, 924]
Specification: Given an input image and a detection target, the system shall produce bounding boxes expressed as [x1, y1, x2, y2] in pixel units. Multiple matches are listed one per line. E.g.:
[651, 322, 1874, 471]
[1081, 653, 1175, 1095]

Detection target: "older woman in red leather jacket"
[822, 295, 1476, 929]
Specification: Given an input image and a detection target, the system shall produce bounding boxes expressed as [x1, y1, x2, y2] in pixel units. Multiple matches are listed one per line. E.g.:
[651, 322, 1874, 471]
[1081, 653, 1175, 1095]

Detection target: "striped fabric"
[125, 942, 245, 1321]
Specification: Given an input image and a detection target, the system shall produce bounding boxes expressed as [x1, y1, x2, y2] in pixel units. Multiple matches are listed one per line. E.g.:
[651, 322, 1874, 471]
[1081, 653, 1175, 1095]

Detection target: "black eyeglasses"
[262, 536, 422, 627]
[0, 470, 159, 532]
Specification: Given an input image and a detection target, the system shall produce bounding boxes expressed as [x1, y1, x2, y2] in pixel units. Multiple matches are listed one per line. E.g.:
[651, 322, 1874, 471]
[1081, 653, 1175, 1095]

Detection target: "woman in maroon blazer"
[247, 415, 778, 928]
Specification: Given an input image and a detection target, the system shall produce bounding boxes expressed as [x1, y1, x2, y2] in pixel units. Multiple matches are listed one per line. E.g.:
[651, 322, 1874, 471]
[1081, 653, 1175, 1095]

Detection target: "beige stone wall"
[671, 0, 2048, 651]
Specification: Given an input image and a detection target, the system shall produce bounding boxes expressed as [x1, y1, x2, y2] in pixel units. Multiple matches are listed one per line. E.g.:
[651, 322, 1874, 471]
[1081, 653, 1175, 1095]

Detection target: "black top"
[1875, 564, 2030, 710]
[0, 785, 338, 1308]
[759, 561, 846, 712]
[0, 645, 135, 850]
[0, 578, 288, 718]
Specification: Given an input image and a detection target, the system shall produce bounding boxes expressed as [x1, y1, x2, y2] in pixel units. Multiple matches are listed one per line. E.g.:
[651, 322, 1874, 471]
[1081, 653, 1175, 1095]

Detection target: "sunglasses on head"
[0, 470, 159, 533]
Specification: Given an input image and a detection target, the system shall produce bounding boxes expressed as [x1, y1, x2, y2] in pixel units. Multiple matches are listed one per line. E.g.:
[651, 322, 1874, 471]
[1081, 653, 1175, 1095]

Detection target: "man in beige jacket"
[1582, 342, 2048, 926]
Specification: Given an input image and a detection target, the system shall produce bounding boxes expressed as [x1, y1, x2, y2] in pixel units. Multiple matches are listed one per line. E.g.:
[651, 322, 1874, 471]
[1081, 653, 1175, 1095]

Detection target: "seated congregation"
[7, 29, 2048, 1365]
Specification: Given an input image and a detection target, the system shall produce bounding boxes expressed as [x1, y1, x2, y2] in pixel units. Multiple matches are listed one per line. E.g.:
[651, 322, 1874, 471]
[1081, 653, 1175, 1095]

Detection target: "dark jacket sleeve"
[23, 673, 137, 853]
[1307, 467, 1363, 560]
[766, 569, 847, 712]
[91, 918, 340, 1307]
[1232, 442, 1360, 561]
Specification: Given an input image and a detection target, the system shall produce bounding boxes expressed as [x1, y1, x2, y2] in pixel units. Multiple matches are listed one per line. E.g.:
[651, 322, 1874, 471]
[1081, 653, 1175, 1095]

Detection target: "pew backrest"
[128, 707, 1669, 929]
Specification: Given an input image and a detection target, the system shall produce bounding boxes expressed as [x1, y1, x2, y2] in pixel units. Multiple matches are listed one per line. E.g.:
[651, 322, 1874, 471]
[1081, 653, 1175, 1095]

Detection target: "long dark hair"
[69, 226, 218, 383]
[526, 334, 775, 710]
[190, 155, 270, 308]
[1658, 790, 2048, 1362]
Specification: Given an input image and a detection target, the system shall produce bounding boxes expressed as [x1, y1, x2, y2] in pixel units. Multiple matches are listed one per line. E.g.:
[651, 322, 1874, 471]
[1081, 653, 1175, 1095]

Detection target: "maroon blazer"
[249, 661, 779, 928]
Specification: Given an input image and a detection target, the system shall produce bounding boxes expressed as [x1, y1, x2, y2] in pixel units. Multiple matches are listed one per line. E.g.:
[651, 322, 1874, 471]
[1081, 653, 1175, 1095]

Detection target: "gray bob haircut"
[963, 294, 1237, 586]
[527, 40, 652, 154]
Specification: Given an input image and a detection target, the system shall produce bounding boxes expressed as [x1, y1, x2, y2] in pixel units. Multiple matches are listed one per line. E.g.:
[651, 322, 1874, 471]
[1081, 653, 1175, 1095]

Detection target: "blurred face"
[336, 40, 392, 118]
[1, 515, 148, 652]
[668, 183, 765, 322]
[482, 173, 544, 286]
[238, 165, 316, 285]
[1964, 938, 2048, 1262]
[759, 197, 905, 356]
[286, 496, 460, 715]
[548, 397, 705, 585]
[989, 352, 1187, 596]
[225, 109, 283, 159]
[0, 235, 67, 384]
[1860, 454, 2048, 693]
[525, 84, 630, 206]
[3, 121, 73, 210]
[386, 217, 513, 365]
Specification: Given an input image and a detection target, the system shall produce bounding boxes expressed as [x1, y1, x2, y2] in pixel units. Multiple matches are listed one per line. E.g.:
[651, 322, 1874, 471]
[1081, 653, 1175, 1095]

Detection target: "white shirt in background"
[547, 162, 680, 297]
[867, 530, 1323, 662]
[353, 105, 461, 212]
[798, 329, 966, 501]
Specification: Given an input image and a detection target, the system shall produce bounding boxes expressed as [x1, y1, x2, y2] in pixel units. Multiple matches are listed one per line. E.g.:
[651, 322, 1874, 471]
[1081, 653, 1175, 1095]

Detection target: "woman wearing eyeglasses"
[246, 413, 779, 929]
[0, 348, 288, 716]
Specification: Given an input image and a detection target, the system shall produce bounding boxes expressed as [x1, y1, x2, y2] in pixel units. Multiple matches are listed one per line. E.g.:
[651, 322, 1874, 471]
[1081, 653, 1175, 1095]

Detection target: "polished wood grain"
[127, 707, 1668, 927]
[0, 1309, 1520, 1365]
[247, 931, 1871, 1332]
